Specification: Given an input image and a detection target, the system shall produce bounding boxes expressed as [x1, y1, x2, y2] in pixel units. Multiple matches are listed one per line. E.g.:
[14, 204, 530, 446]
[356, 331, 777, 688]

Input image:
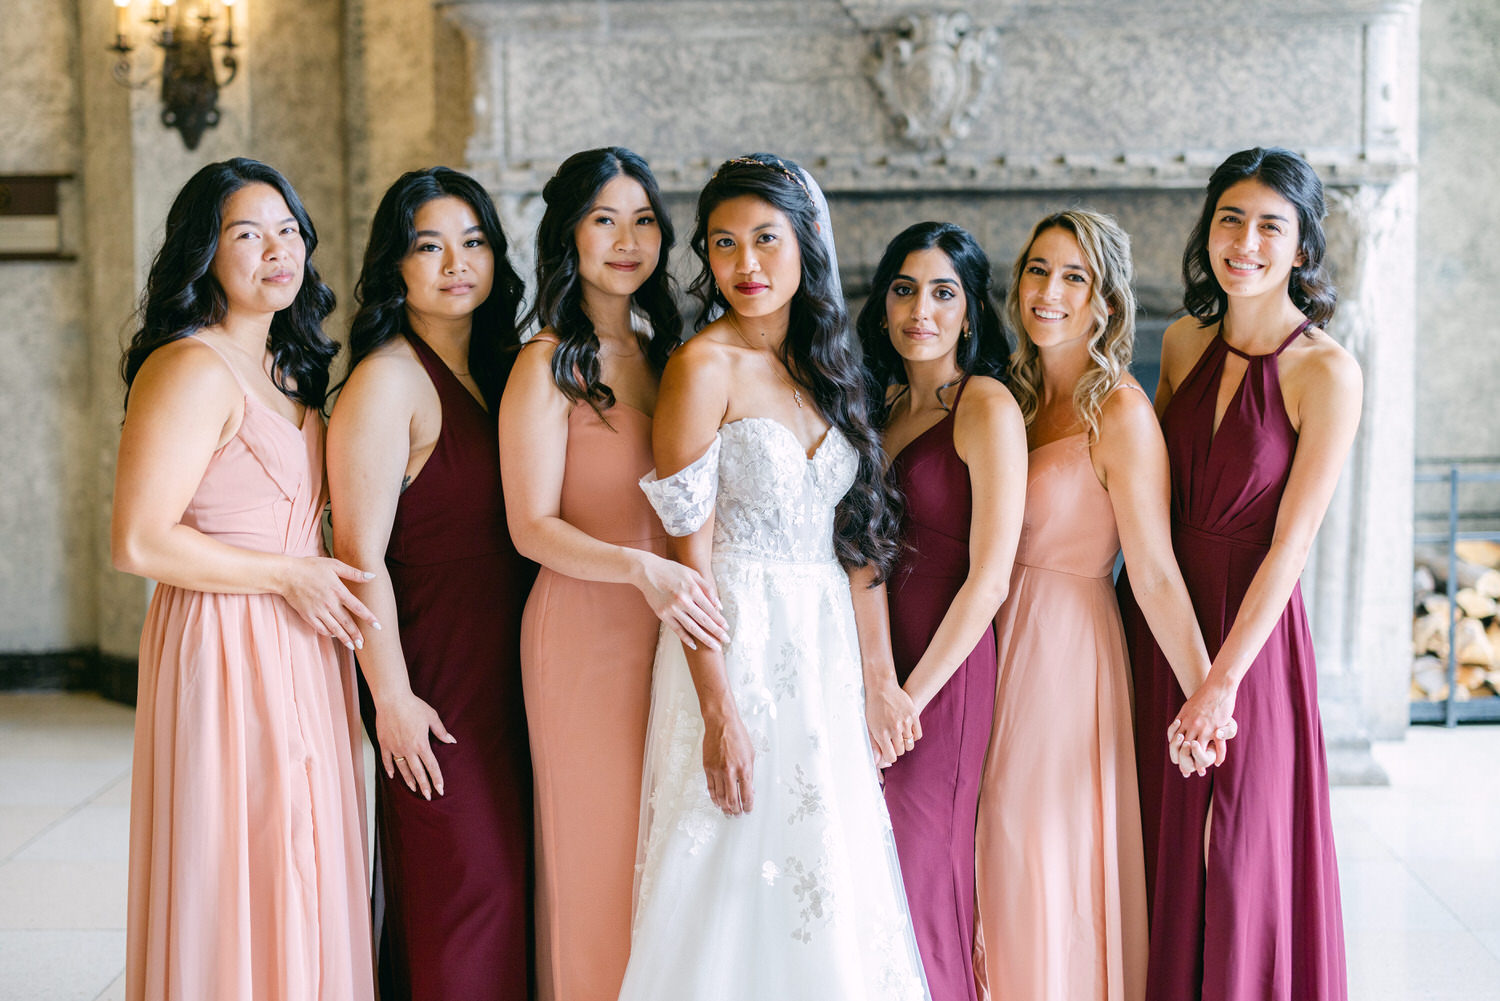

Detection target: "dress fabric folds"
[618, 418, 931, 1001]
[1118, 322, 1346, 1001]
[520, 398, 667, 1001]
[974, 430, 1148, 1001]
[361, 332, 532, 1001]
[126, 340, 374, 1001]
[882, 384, 996, 1001]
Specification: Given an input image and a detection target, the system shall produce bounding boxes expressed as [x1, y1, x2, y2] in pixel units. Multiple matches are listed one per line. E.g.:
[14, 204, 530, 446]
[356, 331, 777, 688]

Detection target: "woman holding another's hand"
[1118, 146, 1357, 1001]
[497, 147, 726, 1001]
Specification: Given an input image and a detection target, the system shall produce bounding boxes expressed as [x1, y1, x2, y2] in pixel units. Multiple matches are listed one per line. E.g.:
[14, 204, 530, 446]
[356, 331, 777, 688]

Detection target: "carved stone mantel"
[438, 0, 1422, 782]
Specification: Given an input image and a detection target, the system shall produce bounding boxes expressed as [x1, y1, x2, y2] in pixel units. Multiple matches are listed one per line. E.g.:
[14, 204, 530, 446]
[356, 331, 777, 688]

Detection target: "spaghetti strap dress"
[882, 378, 996, 1001]
[126, 339, 374, 1001]
[974, 429, 1148, 1001]
[519, 396, 667, 1001]
[359, 331, 533, 1001]
[1117, 319, 1347, 1001]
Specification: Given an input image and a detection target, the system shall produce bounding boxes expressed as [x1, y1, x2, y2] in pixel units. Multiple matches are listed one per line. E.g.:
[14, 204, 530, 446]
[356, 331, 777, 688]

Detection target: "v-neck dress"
[127, 339, 374, 1001]
[974, 426, 1148, 1001]
[882, 380, 997, 1001]
[1117, 320, 1347, 1001]
[359, 332, 534, 1001]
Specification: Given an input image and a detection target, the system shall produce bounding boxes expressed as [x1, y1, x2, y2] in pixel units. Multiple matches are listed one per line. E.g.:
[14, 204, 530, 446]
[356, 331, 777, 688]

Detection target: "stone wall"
[0, 2, 93, 651]
[2, 0, 1496, 756]
[1416, 0, 1500, 524]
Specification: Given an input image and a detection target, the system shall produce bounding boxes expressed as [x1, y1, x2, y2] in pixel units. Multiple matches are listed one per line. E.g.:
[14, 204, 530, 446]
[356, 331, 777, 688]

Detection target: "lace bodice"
[640, 418, 858, 564]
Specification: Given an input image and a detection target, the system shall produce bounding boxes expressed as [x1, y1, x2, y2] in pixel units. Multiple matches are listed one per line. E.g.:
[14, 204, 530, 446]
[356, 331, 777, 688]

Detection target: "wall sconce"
[109, 0, 241, 151]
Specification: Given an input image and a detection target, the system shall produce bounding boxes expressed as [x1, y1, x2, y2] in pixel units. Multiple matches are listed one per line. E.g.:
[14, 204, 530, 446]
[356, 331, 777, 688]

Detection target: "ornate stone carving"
[867, 12, 999, 152]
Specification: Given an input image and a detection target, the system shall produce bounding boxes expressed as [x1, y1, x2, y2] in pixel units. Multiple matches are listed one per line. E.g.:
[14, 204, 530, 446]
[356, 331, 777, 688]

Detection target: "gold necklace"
[727, 314, 805, 409]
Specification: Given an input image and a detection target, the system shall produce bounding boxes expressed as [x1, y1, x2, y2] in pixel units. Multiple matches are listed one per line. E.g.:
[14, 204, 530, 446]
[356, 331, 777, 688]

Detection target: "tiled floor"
[2, 692, 1498, 1001]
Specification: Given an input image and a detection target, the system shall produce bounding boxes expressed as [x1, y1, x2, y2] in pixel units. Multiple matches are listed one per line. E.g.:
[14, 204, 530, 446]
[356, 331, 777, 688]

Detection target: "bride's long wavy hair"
[689, 154, 900, 580]
[1004, 210, 1136, 443]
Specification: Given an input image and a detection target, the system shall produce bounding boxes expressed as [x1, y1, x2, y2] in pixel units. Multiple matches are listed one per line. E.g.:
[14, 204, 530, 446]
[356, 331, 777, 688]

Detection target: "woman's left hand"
[1169, 679, 1238, 775]
[865, 681, 921, 768]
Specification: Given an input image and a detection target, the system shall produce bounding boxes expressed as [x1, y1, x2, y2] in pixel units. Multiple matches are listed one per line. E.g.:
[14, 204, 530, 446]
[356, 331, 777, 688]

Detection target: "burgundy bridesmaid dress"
[1118, 319, 1347, 1001]
[883, 380, 997, 1001]
[360, 332, 534, 1001]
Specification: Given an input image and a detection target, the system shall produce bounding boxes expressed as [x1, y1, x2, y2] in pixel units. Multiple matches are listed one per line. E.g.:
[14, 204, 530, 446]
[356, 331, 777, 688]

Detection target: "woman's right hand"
[638, 553, 729, 652]
[375, 689, 456, 800]
[865, 680, 922, 768]
[277, 556, 381, 650]
[702, 707, 755, 816]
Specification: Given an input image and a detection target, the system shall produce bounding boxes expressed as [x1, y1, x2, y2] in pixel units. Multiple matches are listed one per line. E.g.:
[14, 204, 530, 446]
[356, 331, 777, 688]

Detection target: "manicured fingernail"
[685, 639, 697, 651]
[344, 641, 355, 650]
[355, 638, 363, 650]
[372, 621, 382, 630]
[363, 571, 376, 580]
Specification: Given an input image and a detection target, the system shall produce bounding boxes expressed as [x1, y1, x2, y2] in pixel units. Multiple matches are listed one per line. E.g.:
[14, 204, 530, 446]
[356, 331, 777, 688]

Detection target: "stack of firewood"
[1412, 540, 1500, 702]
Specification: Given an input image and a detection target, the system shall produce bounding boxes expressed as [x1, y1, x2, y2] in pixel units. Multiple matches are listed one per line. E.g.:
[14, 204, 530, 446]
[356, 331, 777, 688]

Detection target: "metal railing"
[1412, 463, 1500, 726]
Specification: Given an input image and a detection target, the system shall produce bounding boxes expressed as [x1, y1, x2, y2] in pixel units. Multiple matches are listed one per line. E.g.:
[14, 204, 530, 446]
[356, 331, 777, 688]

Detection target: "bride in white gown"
[619, 155, 931, 1001]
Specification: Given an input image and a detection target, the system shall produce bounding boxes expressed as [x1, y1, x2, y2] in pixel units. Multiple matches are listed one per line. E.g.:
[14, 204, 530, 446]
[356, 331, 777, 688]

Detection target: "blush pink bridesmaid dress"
[974, 430, 1148, 1001]
[126, 341, 374, 1001]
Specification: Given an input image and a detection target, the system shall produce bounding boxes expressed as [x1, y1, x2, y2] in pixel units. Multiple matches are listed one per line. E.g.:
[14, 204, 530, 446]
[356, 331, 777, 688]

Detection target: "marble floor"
[1, 692, 1498, 1001]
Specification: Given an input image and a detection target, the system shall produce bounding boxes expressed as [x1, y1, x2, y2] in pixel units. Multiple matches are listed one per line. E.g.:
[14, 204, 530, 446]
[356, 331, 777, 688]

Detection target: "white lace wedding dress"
[620, 417, 930, 1001]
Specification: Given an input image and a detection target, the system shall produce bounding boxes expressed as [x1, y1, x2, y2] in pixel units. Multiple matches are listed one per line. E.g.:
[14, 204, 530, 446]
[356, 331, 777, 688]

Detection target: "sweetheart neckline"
[721, 416, 842, 462]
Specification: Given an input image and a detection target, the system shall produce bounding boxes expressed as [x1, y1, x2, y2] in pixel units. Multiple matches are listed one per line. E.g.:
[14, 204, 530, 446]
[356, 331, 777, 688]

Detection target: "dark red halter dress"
[358, 332, 534, 1001]
[882, 379, 997, 1001]
[1117, 319, 1347, 1001]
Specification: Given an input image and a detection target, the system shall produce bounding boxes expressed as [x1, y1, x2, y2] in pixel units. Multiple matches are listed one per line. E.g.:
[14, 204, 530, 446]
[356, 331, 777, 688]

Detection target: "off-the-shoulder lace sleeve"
[639, 435, 721, 536]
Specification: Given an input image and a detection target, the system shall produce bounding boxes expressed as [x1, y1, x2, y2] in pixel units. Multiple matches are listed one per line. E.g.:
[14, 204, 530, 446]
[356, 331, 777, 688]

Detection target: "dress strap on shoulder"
[951, 374, 972, 408]
[1274, 317, 1315, 355]
[1110, 380, 1151, 401]
[190, 334, 252, 392]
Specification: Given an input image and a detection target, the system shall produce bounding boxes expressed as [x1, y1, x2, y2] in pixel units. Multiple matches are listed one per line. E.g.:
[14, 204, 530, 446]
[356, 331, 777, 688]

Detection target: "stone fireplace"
[438, 0, 1419, 781]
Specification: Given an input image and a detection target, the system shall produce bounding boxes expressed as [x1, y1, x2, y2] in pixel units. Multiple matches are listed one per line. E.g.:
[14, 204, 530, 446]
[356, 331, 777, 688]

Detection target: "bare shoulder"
[665, 325, 735, 378]
[500, 330, 575, 421]
[1160, 315, 1215, 379]
[520, 328, 561, 356]
[955, 374, 1023, 429]
[1291, 326, 1362, 386]
[509, 332, 561, 382]
[954, 375, 1025, 462]
[1099, 376, 1162, 440]
[336, 336, 426, 413]
[130, 336, 240, 410]
[1284, 326, 1362, 422]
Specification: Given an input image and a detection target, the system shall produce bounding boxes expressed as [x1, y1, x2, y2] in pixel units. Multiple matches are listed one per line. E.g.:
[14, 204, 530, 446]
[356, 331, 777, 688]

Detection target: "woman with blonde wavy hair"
[972, 210, 1214, 1001]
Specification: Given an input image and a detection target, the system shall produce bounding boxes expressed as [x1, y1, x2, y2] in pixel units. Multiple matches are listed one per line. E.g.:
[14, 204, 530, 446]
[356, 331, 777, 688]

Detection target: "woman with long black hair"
[326, 165, 532, 1000]
[497, 146, 725, 1001]
[857, 221, 1026, 1001]
[1119, 146, 1357, 1001]
[618, 153, 929, 1001]
[114, 157, 376, 1001]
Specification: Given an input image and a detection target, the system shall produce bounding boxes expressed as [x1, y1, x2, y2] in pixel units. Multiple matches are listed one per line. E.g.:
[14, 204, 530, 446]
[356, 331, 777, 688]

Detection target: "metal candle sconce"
[108, 0, 240, 151]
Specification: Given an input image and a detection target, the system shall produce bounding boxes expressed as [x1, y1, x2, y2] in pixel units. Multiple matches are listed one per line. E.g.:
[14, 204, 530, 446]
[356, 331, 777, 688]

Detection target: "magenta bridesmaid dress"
[883, 380, 997, 1001]
[1118, 319, 1347, 1001]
